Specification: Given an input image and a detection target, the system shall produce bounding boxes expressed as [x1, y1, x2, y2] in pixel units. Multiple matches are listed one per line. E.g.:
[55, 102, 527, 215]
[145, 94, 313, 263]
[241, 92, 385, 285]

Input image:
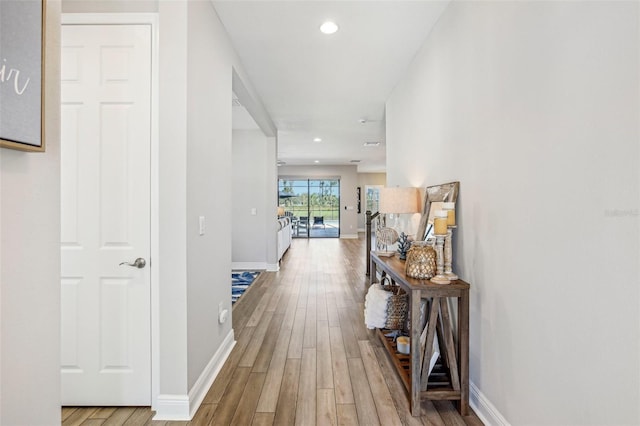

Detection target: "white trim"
[61, 11, 161, 409]
[340, 233, 359, 239]
[187, 330, 236, 419]
[152, 330, 236, 420]
[469, 381, 510, 426]
[232, 262, 268, 271]
[153, 394, 190, 421]
[62, 12, 157, 25]
[266, 263, 279, 272]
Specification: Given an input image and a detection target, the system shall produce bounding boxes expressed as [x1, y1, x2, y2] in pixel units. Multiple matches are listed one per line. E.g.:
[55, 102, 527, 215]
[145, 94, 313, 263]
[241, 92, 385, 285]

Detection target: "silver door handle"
[119, 257, 146, 269]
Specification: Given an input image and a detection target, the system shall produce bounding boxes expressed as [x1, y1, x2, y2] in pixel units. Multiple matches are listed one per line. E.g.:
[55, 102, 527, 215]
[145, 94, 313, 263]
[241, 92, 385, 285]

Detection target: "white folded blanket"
[364, 284, 392, 329]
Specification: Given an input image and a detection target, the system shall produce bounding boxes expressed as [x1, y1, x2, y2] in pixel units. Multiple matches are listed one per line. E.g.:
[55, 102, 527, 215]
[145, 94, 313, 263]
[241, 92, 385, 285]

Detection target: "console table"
[369, 251, 470, 417]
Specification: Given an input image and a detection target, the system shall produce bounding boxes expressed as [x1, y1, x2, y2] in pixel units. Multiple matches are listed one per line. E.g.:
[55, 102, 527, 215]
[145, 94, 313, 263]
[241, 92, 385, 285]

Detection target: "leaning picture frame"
[416, 181, 460, 241]
[0, 0, 46, 152]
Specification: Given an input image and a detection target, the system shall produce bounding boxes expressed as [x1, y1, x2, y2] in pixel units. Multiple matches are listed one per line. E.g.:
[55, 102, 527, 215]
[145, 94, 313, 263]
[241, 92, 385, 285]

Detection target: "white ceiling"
[215, 1, 450, 172]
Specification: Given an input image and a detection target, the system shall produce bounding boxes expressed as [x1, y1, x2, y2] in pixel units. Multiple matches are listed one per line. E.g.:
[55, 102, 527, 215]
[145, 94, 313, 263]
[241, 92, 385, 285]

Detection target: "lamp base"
[430, 274, 451, 285]
[444, 272, 458, 281]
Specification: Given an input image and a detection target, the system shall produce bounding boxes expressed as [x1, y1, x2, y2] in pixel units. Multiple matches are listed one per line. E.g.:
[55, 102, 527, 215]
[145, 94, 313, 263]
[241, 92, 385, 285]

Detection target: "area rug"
[232, 271, 260, 304]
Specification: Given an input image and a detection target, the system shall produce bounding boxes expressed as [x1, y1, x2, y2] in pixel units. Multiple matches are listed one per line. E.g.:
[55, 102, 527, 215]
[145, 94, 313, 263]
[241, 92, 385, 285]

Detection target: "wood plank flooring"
[62, 235, 483, 425]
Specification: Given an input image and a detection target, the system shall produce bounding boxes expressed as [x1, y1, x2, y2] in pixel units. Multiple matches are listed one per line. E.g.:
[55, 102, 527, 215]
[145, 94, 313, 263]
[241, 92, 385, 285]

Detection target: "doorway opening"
[279, 178, 340, 238]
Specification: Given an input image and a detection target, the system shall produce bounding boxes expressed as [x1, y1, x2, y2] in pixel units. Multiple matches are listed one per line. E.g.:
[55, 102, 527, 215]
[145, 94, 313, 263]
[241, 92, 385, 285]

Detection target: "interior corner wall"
[185, 0, 236, 391]
[0, 0, 62, 424]
[386, 2, 639, 424]
[265, 136, 278, 267]
[232, 130, 273, 269]
[278, 165, 359, 237]
[158, 0, 189, 400]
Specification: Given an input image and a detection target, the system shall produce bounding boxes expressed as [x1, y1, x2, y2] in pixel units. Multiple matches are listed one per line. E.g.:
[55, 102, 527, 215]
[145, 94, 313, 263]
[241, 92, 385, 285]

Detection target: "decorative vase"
[396, 232, 411, 260]
[405, 241, 437, 279]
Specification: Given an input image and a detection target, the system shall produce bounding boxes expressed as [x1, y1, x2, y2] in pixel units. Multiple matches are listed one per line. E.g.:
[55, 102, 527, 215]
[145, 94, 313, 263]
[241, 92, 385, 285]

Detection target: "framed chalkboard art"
[0, 0, 46, 152]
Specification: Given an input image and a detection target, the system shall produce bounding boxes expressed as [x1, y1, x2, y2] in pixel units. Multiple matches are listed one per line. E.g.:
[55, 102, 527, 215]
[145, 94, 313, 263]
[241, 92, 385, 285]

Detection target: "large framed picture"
[0, 0, 46, 152]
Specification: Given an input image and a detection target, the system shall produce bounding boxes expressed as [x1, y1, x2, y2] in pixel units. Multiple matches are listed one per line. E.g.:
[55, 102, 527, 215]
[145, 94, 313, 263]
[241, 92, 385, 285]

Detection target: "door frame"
[61, 12, 160, 408]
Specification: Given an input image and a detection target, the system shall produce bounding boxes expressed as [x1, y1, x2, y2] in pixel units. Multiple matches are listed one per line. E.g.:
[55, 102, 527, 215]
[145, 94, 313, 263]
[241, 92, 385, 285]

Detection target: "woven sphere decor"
[376, 226, 399, 246]
[405, 241, 437, 279]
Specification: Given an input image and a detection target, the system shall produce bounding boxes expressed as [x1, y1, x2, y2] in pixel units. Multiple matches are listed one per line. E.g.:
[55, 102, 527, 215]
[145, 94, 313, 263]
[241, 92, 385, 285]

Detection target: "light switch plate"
[199, 216, 205, 235]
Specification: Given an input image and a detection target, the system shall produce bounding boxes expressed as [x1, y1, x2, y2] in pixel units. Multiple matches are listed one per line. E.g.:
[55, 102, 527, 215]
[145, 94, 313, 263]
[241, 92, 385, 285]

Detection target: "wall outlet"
[218, 301, 229, 324]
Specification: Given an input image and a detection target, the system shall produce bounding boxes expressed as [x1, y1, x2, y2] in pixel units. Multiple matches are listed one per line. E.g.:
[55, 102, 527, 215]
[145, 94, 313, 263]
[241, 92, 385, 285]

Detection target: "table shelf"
[370, 252, 470, 417]
[377, 329, 458, 396]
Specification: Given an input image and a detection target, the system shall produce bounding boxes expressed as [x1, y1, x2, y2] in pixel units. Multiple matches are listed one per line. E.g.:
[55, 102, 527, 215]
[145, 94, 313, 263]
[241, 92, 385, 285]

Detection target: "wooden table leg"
[420, 297, 440, 391]
[410, 288, 422, 416]
[439, 298, 460, 392]
[458, 291, 469, 415]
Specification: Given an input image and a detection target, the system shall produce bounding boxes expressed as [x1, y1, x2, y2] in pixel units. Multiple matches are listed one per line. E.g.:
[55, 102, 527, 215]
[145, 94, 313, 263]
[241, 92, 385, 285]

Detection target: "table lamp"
[379, 187, 420, 230]
[376, 187, 420, 256]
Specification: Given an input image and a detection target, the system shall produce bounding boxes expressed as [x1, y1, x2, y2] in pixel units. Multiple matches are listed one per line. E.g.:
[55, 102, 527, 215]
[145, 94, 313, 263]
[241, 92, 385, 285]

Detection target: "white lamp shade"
[379, 187, 420, 214]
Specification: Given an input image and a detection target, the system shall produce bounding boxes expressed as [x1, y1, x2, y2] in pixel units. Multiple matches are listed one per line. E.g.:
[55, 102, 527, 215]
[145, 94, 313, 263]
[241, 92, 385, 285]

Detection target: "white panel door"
[61, 24, 152, 405]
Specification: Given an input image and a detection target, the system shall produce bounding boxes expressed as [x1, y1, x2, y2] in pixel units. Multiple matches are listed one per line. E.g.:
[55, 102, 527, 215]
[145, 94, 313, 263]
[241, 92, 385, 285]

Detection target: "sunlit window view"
[278, 179, 340, 238]
[366, 185, 382, 214]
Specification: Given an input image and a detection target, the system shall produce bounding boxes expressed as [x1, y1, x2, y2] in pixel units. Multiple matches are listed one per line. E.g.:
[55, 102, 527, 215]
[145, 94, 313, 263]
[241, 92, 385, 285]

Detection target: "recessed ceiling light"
[314, 160, 320, 163]
[320, 21, 338, 35]
[350, 160, 361, 163]
[313, 137, 322, 142]
[363, 141, 380, 147]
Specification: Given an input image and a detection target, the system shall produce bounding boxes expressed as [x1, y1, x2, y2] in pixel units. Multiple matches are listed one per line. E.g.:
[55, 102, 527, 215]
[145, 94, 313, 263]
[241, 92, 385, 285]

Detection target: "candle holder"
[444, 226, 458, 281]
[430, 234, 450, 285]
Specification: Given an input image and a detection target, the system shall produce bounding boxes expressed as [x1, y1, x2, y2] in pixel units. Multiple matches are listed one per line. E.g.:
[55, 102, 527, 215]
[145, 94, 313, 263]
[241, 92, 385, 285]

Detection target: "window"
[279, 178, 340, 238]
[365, 185, 382, 213]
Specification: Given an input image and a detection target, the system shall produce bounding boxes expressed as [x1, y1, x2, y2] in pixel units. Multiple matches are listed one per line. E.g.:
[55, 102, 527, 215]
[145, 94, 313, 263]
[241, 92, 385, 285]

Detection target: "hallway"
[62, 235, 481, 425]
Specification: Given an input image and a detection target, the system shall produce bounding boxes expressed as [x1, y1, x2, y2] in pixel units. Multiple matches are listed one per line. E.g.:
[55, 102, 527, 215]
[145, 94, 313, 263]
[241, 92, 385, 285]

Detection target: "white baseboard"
[266, 263, 279, 272]
[340, 233, 359, 239]
[153, 330, 236, 421]
[469, 381, 510, 426]
[232, 262, 267, 271]
[357, 227, 365, 233]
[188, 330, 236, 418]
[153, 394, 190, 421]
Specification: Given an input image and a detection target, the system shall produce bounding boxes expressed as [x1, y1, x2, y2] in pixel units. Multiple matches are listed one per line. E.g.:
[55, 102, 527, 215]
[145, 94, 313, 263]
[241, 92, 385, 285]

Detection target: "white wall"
[157, 0, 189, 403]
[185, 0, 234, 392]
[232, 130, 278, 270]
[183, 0, 275, 401]
[279, 164, 359, 238]
[386, 2, 639, 424]
[0, 1, 62, 424]
[265, 137, 278, 266]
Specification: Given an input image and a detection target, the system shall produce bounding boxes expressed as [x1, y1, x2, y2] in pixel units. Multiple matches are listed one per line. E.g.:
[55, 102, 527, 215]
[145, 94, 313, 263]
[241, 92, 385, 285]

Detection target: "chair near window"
[313, 216, 325, 228]
[298, 216, 309, 236]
